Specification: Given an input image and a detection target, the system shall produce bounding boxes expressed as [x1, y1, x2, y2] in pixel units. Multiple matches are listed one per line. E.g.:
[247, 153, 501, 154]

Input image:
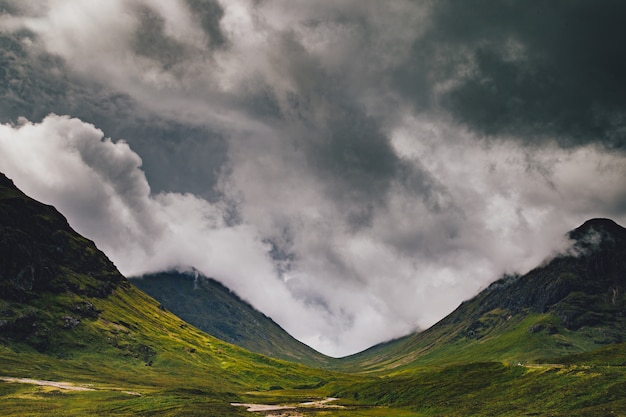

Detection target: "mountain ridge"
[128, 216, 626, 373]
[1, 171, 625, 415]
[131, 270, 334, 367]
[337, 216, 626, 371]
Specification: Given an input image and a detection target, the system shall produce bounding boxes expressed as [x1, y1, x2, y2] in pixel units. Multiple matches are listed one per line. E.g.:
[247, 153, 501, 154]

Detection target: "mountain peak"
[570, 218, 626, 239]
[567, 218, 626, 255]
[0, 172, 15, 189]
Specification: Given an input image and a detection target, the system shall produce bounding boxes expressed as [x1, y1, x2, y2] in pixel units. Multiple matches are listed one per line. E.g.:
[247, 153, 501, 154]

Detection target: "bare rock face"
[61, 315, 80, 329]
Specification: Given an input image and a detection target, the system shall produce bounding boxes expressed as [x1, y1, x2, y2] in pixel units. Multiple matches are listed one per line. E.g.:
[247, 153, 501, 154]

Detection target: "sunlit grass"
[2, 282, 625, 416]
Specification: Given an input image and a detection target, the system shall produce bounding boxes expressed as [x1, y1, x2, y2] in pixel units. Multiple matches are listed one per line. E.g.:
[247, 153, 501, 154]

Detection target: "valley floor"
[2, 361, 626, 416]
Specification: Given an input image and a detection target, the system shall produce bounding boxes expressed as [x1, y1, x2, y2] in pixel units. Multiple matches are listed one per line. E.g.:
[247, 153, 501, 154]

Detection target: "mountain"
[131, 270, 333, 367]
[0, 173, 346, 415]
[339, 218, 626, 372]
[1, 172, 625, 416]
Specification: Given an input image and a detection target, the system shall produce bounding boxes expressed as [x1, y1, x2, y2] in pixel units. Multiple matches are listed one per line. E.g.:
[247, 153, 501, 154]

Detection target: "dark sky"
[0, 0, 625, 356]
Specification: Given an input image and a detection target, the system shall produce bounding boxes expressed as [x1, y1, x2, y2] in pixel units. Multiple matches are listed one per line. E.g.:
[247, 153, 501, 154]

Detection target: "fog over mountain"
[0, 0, 625, 356]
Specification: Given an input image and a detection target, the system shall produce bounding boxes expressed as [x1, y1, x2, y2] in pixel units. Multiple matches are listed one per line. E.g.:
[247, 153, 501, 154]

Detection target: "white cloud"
[0, 114, 331, 351]
[7, 114, 621, 358]
[1, 1, 626, 357]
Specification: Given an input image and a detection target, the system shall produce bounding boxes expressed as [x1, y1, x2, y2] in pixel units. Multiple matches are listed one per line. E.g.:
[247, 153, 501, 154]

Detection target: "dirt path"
[0, 376, 95, 391]
[299, 397, 339, 407]
[231, 403, 296, 412]
[0, 376, 142, 396]
[231, 397, 342, 416]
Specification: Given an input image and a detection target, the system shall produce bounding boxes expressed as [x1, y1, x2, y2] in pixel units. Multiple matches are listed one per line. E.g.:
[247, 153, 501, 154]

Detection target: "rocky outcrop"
[460, 218, 626, 332]
[0, 173, 128, 300]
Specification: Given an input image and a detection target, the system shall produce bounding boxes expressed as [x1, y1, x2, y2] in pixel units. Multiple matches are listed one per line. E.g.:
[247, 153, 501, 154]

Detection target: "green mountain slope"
[0, 173, 349, 415]
[131, 271, 333, 367]
[338, 218, 626, 372]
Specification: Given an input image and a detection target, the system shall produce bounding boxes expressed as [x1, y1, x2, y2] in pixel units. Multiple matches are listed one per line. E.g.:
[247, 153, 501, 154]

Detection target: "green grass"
[0, 284, 359, 416]
[0, 382, 249, 417]
[334, 362, 626, 417]
[2, 360, 624, 416]
[2, 283, 624, 416]
[337, 307, 622, 374]
[2, 287, 625, 416]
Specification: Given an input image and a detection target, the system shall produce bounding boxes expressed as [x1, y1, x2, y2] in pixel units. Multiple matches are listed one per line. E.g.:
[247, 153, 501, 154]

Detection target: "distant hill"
[339, 218, 626, 372]
[131, 271, 333, 367]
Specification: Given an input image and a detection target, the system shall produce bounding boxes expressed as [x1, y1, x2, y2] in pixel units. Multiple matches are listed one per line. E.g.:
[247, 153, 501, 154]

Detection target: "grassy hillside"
[337, 219, 626, 373]
[131, 271, 333, 367]
[0, 284, 344, 416]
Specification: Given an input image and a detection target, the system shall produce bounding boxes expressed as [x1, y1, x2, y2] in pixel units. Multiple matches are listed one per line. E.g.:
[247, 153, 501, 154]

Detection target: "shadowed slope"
[132, 271, 334, 367]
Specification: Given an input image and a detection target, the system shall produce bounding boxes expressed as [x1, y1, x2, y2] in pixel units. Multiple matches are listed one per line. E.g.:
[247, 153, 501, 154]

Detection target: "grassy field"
[2, 360, 623, 416]
[2, 340, 625, 416]
[333, 361, 626, 416]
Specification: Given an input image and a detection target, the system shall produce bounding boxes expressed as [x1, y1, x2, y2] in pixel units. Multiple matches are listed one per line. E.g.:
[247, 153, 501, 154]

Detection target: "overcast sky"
[1, 0, 625, 357]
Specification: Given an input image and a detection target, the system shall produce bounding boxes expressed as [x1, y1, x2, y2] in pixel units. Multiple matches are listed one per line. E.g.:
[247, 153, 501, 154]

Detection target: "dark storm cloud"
[132, 5, 189, 70]
[129, 0, 227, 68]
[108, 120, 228, 199]
[240, 32, 397, 225]
[259, 28, 444, 231]
[185, 0, 227, 48]
[0, 29, 228, 197]
[0, 30, 67, 122]
[395, 0, 626, 148]
[300, 102, 400, 228]
[0, 1, 18, 15]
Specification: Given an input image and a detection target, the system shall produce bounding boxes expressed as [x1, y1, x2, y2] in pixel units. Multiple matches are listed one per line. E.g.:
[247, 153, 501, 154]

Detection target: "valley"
[1, 172, 625, 416]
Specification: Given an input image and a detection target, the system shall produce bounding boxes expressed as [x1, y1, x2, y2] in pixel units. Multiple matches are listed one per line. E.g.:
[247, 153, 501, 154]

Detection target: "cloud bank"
[0, 0, 625, 356]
